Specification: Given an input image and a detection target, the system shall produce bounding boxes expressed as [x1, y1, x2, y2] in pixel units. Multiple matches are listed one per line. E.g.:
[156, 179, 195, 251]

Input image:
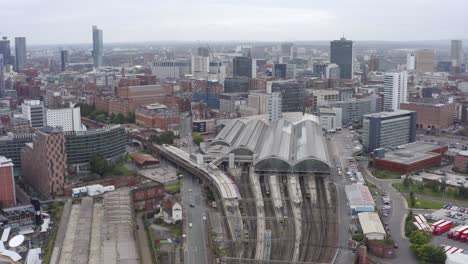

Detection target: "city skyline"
[2, 0, 468, 44]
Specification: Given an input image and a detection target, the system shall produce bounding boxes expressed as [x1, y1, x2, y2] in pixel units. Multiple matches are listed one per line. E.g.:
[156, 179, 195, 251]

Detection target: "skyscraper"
[415, 49, 435, 73]
[60, 50, 69, 72]
[451, 40, 463, 73]
[0, 54, 4, 97]
[14, 37, 26, 70]
[280, 42, 294, 59]
[268, 92, 282, 122]
[0, 37, 13, 66]
[406, 52, 416, 71]
[233, 56, 255, 78]
[330, 37, 353, 80]
[92, 25, 103, 67]
[383, 71, 408, 111]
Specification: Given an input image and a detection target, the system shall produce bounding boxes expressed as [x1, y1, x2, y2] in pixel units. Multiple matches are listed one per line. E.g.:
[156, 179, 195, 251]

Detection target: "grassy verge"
[393, 182, 465, 201]
[43, 202, 64, 264]
[165, 184, 180, 192]
[373, 170, 401, 179]
[405, 197, 445, 209]
[159, 222, 182, 238]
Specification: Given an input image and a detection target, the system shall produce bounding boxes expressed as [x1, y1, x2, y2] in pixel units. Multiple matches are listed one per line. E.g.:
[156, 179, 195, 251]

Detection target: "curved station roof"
[208, 112, 331, 173]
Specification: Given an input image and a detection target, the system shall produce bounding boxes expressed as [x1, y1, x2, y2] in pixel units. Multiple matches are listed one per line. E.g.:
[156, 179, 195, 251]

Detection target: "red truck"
[447, 225, 463, 238]
[453, 225, 468, 240]
[459, 229, 468, 242]
[433, 221, 453, 235]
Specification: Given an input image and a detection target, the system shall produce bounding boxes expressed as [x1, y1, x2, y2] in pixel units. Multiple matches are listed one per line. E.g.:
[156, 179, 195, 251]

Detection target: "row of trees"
[89, 153, 133, 177]
[79, 103, 135, 124]
[404, 174, 468, 200]
[150, 131, 175, 145]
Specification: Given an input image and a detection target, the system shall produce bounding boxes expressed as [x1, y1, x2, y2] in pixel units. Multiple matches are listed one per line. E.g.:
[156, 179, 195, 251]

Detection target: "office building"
[0, 134, 35, 170]
[268, 92, 282, 122]
[0, 156, 16, 208]
[0, 54, 4, 96]
[415, 49, 435, 73]
[135, 103, 180, 130]
[328, 94, 382, 125]
[319, 107, 342, 132]
[14, 37, 26, 70]
[313, 63, 328, 77]
[248, 93, 269, 115]
[21, 100, 45, 128]
[311, 89, 339, 113]
[45, 104, 84, 132]
[191, 55, 210, 77]
[451, 40, 463, 73]
[0, 37, 13, 65]
[326, 64, 340, 79]
[92, 25, 103, 67]
[197, 47, 209, 57]
[362, 110, 417, 152]
[219, 93, 242, 114]
[233, 56, 255, 78]
[267, 80, 305, 113]
[60, 50, 69, 72]
[400, 102, 455, 130]
[406, 52, 416, 71]
[281, 42, 294, 59]
[383, 71, 408, 111]
[151, 60, 191, 80]
[330, 37, 353, 79]
[21, 129, 67, 197]
[224, 77, 250, 93]
[368, 55, 379, 72]
[273, 63, 287, 78]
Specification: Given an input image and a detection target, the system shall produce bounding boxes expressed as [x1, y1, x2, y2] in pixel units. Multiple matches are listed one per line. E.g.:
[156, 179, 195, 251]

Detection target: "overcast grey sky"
[1, 0, 467, 44]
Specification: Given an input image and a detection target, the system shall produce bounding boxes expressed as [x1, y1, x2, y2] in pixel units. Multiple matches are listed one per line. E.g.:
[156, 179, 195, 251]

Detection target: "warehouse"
[358, 212, 386, 241]
[345, 184, 375, 214]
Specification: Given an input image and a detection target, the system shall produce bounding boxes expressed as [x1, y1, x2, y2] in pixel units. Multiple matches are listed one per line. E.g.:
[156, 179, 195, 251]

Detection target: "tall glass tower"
[14, 37, 26, 70]
[330, 37, 353, 80]
[92, 25, 103, 67]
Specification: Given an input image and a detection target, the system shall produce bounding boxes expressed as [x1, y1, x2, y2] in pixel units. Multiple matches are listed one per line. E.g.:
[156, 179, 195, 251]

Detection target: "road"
[182, 172, 210, 264]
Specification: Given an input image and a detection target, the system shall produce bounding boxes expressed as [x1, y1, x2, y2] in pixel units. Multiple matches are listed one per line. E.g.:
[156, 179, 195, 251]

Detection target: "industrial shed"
[345, 184, 375, 214]
[358, 212, 386, 241]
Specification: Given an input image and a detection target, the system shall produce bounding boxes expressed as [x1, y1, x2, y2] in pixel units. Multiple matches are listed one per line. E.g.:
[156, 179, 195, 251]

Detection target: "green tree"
[192, 132, 203, 146]
[150, 131, 175, 145]
[126, 112, 135, 123]
[116, 113, 125, 124]
[110, 113, 116, 123]
[403, 176, 411, 188]
[90, 153, 109, 176]
[409, 190, 416, 207]
[414, 243, 446, 264]
[409, 230, 431, 246]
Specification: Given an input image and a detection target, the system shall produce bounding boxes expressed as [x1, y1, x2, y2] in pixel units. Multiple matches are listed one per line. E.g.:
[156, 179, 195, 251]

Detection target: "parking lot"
[426, 206, 468, 251]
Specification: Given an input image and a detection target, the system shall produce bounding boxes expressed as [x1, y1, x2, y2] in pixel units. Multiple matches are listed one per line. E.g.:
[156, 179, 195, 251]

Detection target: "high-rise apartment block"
[268, 92, 282, 122]
[92, 25, 103, 67]
[330, 37, 353, 79]
[60, 50, 69, 72]
[0, 156, 16, 208]
[451, 40, 463, 73]
[362, 110, 417, 152]
[21, 129, 67, 197]
[14, 37, 26, 70]
[415, 49, 435, 73]
[383, 71, 408, 111]
[406, 53, 416, 71]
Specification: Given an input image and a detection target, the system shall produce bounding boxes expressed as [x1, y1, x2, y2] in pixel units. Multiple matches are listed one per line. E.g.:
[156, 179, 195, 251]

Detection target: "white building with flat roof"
[358, 212, 386, 240]
[383, 71, 408, 111]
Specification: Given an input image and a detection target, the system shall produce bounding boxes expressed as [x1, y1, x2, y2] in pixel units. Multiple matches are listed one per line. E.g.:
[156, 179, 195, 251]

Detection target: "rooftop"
[345, 184, 375, 207]
[364, 110, 414, 119]
[0, 157, 13, 168]
[358, 212, 386, 236]
[377, 142, 446, 164]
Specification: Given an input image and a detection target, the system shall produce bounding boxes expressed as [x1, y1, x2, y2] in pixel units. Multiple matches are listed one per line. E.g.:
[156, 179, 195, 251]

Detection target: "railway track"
[261, 174, 283, 262]
[236, 166, 257, 259]
[298, 176, 315, 262]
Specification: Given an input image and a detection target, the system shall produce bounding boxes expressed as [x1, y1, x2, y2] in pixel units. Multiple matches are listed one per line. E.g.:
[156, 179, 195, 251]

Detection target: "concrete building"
[358, 212, 386, 241]
[326, 63, 340, 79]
[451, 40, 463, 73]
[311, 89, 339, 113]
[21, 100, 45, 128]
[268, 92, 282, 122]
[0, 133, 35, 170]
[368, 55, 379, 72]
[45, 104, 84, 132]
[60, 50, 68, 72]
[415, 49, 435, 73]
[375, 142, 448, 174]
[151, 60, 191, 80]
[233, 56, 255, 78]
[135, 103, 180, 130]
[224, 77, 250, 93]
[383, 71, 408, 111]
[319, 107, 342, 132]
[345, 184, 375, 214]
[454, 151, 468, 173]
[248, 93, 269, 115]
[267, 80, 305, 113]
[0, 37, 13, 66]
[406, 52, 416, 71]
[14, 37, 26, 70]
[219, 93, 242, 114]
[330, 37, 353, 79]
[328, 94, 382, 125]
[92, 25, 103, 67]
[362, 110, 417, 152]
[400, 102, 455, 129]
[0, 156, 16, 208]
[192, 55, 210, 77]
[21, 129, 67, 197]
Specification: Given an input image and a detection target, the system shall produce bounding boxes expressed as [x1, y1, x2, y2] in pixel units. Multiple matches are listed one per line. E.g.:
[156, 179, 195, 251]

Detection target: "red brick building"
[0, 157, 16, 208]
[132, 182, 166, 210]
[400, 102, 455, 129]
[375, 142, 448, 174]
[454, 151, 468, 173]
[135, 103, 180, 130]
[21, 130, 67, 197]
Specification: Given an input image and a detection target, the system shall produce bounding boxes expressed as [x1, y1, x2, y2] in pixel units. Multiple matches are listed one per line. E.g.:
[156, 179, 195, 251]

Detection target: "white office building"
[192, 55, 210, 77]
[383, 71, 408, 111]
[319, 107, 342, 132]
[268, 93, 282, 122]
[326, 63, 340, 79]
[151, 60, 191, 80]
[21, 100, 45, 128]
[45, 104, 85, 132]
[406, 53, 415, 71]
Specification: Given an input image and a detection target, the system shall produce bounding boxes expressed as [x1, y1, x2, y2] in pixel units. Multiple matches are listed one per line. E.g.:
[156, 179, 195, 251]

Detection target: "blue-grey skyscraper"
[92, 25, 103, 67]
[330, 37, 353, 80]
[0, 54, 4, 96]
[14, 37, 26, 70]
[0, 37, 13, 66]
